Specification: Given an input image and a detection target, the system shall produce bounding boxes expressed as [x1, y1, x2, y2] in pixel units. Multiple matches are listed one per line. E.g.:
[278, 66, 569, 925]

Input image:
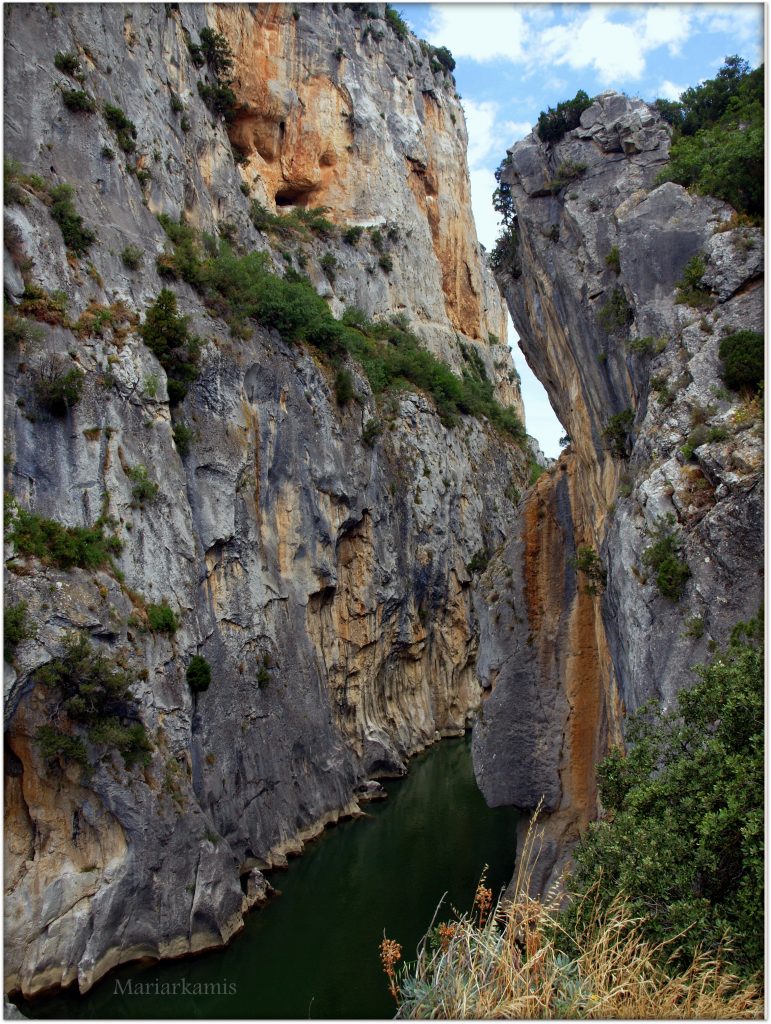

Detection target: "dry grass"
[388, 810, 763, 1020]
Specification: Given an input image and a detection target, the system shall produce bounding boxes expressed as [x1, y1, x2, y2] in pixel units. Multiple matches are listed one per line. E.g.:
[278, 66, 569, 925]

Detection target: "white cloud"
[463, 99, 502, 168]
[539, 8, 648, 82]
[656, 79, 687, 101]
[639, 5, 692, 54]
[502, 120, 533, 142]
[469, 167, 501, 251]
[423, 4, 529, 63]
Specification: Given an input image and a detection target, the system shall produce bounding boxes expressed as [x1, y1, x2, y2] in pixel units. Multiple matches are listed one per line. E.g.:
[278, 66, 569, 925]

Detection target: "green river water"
[20, 734, 520, 1019]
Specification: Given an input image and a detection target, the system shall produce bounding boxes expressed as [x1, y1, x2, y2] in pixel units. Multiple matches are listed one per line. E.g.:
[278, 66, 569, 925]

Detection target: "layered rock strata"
[3, 3, 527, 997]
[474, 92, 764, 891]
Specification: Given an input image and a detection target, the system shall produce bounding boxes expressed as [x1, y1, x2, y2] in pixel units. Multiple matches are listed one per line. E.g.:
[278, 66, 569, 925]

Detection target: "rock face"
[474, 92, 764, 891]
[3, 3, 528, 998]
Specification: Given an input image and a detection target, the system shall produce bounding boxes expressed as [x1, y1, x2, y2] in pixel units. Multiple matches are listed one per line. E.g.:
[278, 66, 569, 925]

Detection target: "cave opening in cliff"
[275, 186, 315, 207]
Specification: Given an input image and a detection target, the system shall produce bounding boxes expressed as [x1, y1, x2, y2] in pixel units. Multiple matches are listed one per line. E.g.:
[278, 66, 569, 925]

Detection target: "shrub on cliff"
[5, 499, 122, 572]
[641, 514, 690, 601]
[186, 655, 212, 694]
[48, 183, 96, 255]
[536, 89, 593, 144]
[139, 288, 201, 404]
[718, 330, 764, 393]
[563, 613, 763, 979]
[657, 57, 764, 217]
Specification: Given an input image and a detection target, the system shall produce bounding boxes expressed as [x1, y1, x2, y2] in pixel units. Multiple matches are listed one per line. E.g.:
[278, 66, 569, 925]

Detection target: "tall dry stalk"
[387, 804, 763, 1020]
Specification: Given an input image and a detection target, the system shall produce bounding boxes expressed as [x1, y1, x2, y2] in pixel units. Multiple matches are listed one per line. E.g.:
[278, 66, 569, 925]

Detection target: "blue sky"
[401, 3, 765, 456]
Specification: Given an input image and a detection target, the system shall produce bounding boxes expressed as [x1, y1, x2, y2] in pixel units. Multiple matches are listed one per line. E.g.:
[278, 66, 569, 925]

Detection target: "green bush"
[597, 287, 633, 336]
[718, 330, 763, 393]
[384, 4, 409, 39]
[431, 45, 455, 73]
[563, 613, 763, 977]
[320, 251, 337, 280]
[33, 632, 151, 771]
[54, 51, 81, 75]
[548, 160, 587, 192]
[604, 246, 620, 273]
[628, 335, 667, 357]
[674, 254, 714, 308]
[103, 102, 137, 153]
[128, 464, 160, 507]
[146, 601, 179, 634]
[121, 244, 143, 270]
[49, 183, 96, 254]
[466, 548, 490, 575]
[362, 417, 383, 447]
[569, 545, 607, 595]
[343, 225, 363, 246]
[641, 514, 690, 600]
[335, 368, 355, 406]
[4, 313, 45, 350]
[536, 89, 593, 144]
[172, 421, 195, 456]
[4, 600, 36, 661]
[6, 500, 122, 571]
[194, 27, 238, 121]
[33, 356, 84, 415]
[186, 654, 211, 694]
[378, 252, 394, 272]
[197, 80, 238, 122]
[602, 408, 634, 458]
[657, 57, 763, 217]
[35, 725, 90, 772]
[139, 288, 201, 404]
[62, 88, 95, 113]
[680, 424, 709, 461]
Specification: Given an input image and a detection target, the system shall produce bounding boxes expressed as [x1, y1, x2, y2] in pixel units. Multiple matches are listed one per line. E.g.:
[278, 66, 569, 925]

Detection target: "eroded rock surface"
[3, 3, 528, 997]
[475, 93, 764, 892]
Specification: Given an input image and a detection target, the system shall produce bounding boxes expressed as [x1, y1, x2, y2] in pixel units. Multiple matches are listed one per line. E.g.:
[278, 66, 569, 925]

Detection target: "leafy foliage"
[657, 57, 763, 217]
[193, 27, 238, 121]
[103, 102, 137, 153]
[121, 244, 143, 270]
[563, 613, 763, 978]
[62, 88, 96, 113]
[54, 51, 81, 75]
[32, 355, 84, 415]
[146, 601, 179, 634]
[6, 500, 122, 571]
[384, 5, 409, 40]
[33, 632, 151, 772]
[152, 224, 528, 445]
[597, 287, 633, 336]
[602, 408, 634, 458]
[138, 288, 201, 405]
[536, 89, 593, 144]
[718, 330, 764, 393]
[186, 654, 211, 694]
[570, 546, 607, 595]
[49, 183, 96, 255]
[674, 254, 715, 309]
[4, 600, 36, 661]
[128, 465, 159, 507]
[641, 514, 690, 600]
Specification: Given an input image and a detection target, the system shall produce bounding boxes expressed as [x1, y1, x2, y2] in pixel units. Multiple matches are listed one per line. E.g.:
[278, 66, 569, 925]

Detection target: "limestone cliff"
[473, 92, 764, 891]
[3, 3, 528, 997]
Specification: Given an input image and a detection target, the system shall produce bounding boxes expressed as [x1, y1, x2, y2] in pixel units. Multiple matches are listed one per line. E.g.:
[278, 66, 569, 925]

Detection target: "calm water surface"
[21, 734, 519, 1019]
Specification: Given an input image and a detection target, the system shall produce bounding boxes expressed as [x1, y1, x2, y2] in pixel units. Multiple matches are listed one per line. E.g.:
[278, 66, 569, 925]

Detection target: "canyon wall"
[3, 3, 529, 997]
[474, 92, 764, 892]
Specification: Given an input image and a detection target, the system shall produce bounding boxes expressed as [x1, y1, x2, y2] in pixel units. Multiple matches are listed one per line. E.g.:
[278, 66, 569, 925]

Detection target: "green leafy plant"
[466, 548, 489, 575]
[597, 287, 633, 336]
[570, 546, 607, 595]
[536, 89, 593, 144]
[4, 600, 36, 661]
[674, 254, 715, 308]
[62, 88, 96, 113]
[335, 368, 355, 406]
[186, 654, 211, 694]
[128, 464, 160, 507]
[602, 408, 634, 458]
[641, 514, 690, 600]
[139, 288, 201, 404]
[146, 601, 179, 634]
[384, 4, 409, 40]
[343, 225, 363, 246]
[564, 613, 763, 977]
[604, 246, 620, 273]
[627, 335, 667, 357]
[320, 251, 337, 280]
[32, 355, 84, 416]
[49, 183, 96, 254]
[362, 417, 383, 447]
[54, 51, 81, 75]
[6, 499, 122, 571]
[172, 421, 195, 456]
[718, 330, 763, 393]
[121, 244, 143, 270]
[103, 102, 137, 153]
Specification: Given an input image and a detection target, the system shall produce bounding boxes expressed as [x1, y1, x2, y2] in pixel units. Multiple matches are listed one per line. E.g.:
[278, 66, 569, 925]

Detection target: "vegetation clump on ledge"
[149, 219, 527, 445]
[384, 617, 763, 1018]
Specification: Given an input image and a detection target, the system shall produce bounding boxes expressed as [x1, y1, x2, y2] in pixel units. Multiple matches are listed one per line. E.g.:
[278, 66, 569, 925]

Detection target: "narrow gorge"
[3, 2, 764, 1013]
